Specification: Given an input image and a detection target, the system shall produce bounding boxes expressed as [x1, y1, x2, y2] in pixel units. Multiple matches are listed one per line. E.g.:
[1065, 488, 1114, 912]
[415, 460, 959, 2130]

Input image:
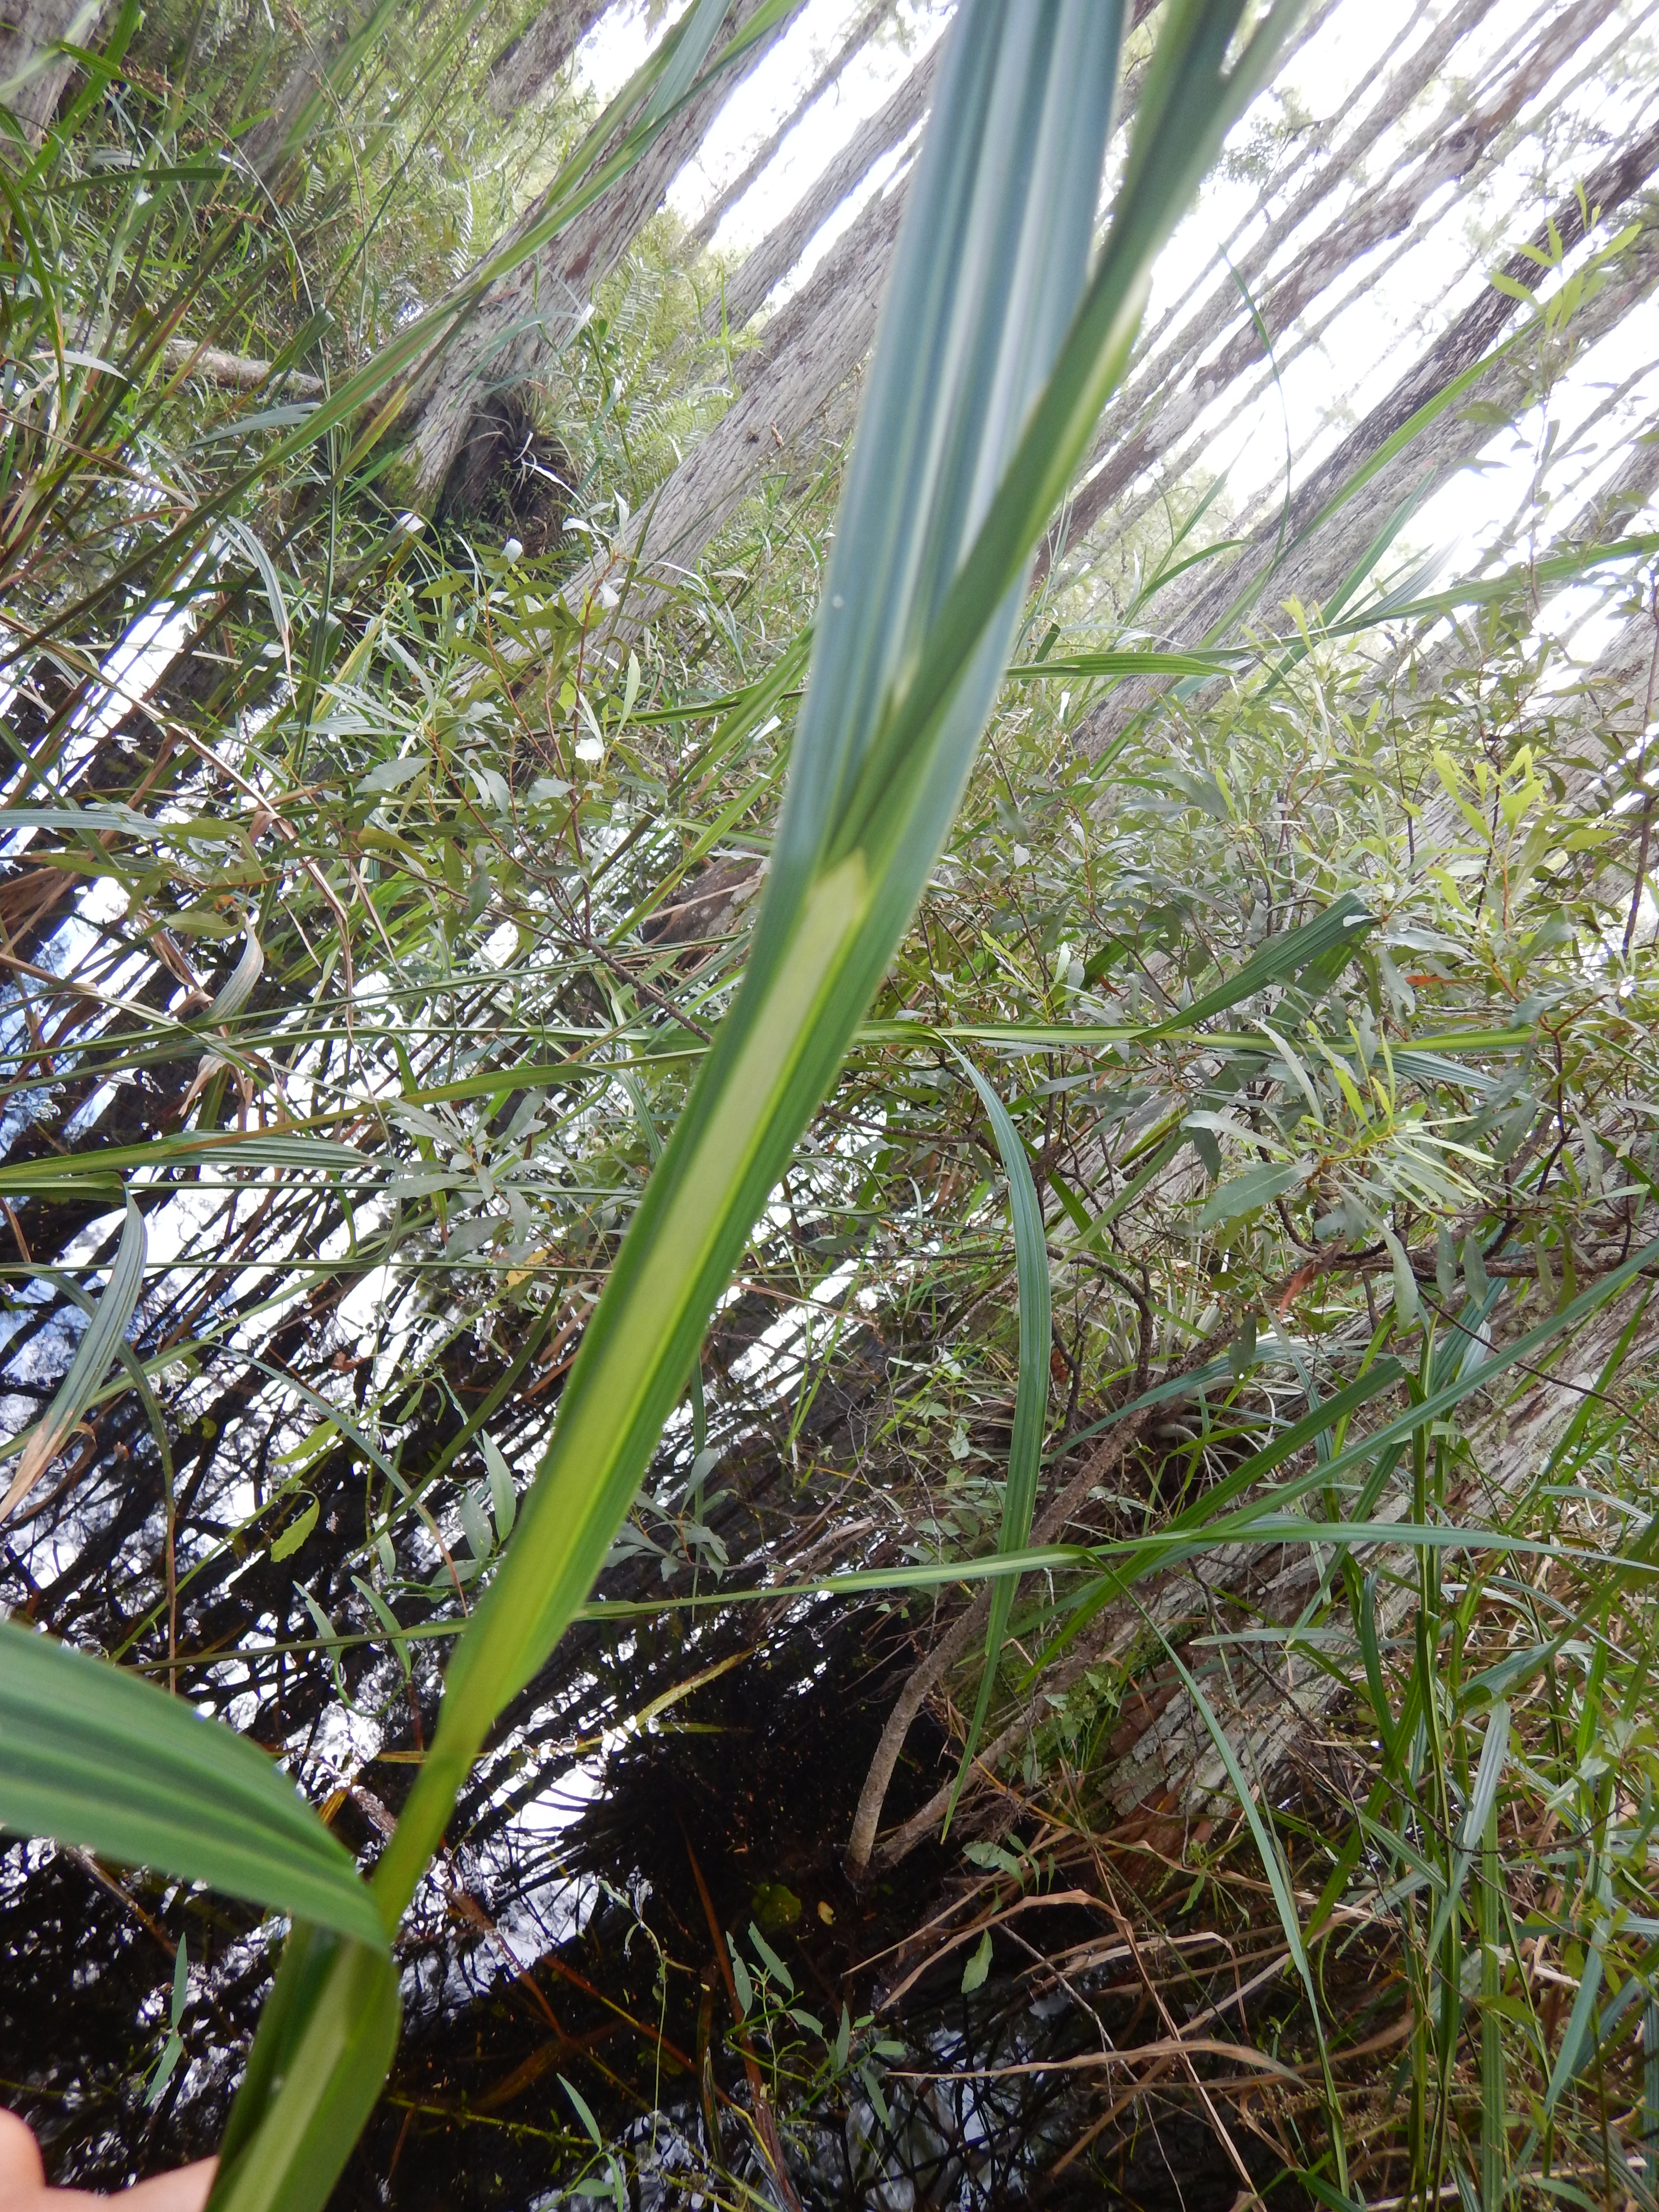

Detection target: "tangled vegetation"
[2, 1, 1659, 2206]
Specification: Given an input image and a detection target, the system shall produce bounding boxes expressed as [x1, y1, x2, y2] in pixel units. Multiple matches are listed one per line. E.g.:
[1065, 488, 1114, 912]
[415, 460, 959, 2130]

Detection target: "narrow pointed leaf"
[946, 1052, 1050, 1824]
[1147, 891, 1373, 1034]
[208, 10, 1321, 2203]
[2, 1197, 146, 1515]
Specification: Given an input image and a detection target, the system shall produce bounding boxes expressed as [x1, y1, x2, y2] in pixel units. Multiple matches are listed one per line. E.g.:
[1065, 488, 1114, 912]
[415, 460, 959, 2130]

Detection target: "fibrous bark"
[0, 0, 104, 145]
[567, 169, 911, 617]
[863, 1252, 1659, 1868]
[1101, 1272, 1659, 1828]
[1036, 0, 1584, 586]
[688, 0, 895, 253]
[710, 34, 939, 335]
[485, 0, 608, 118]
[402, 0, 794, 513]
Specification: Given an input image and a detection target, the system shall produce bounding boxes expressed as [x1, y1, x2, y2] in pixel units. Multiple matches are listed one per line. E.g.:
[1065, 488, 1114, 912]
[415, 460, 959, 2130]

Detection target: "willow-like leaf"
[944, 1052, 1050, 1830]
[1145, 890, 1373, 1034]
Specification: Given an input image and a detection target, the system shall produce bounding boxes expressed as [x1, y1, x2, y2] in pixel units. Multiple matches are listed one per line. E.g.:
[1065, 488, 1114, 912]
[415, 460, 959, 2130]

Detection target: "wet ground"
[4, 1603, 1304, 2209]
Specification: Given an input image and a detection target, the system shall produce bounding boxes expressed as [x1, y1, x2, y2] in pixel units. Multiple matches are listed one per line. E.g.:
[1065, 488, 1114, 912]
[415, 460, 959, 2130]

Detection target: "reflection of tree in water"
[0, 1273, 1306, 2208]
[0, 1600, 1299, 2208]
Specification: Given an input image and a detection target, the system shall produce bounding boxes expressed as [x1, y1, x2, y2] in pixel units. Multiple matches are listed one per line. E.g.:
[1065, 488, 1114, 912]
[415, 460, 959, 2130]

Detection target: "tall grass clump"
[0, 2, 1318, 2205]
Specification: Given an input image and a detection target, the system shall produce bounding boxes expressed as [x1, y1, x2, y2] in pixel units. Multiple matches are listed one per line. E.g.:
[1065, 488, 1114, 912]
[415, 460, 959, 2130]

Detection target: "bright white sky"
[577, 0, 947, 250]
[571, 0, 1659, 646]
[28, 0, 1647, 838]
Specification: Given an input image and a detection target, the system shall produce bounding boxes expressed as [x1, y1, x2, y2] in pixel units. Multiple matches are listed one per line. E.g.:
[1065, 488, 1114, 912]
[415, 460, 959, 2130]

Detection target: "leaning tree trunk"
[687, 0, 896, 253]
[562, 0, 1187, 624]
[1100, 1268, 1659, 1837]
[565, 171, 912, 621]
[1204, 118, 1659, 630]
[1372, 403, 1659, 727]
[1077, 120, 1659, 756]
[485, 0, 610, 118]
[236, 2, 398, 184]
[859, 1250, 1659, 1870]
[0, 0, 104, 145]
[1036, 0, 1650, 597]
[401, 0, 796, 515]
[1037, 0, 1579, 585]
[709, 36, 940, 334]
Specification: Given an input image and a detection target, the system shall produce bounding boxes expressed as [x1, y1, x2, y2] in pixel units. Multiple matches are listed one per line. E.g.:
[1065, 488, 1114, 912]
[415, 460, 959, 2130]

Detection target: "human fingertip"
[0, 2111, 47, 2199]
[121, 2156, 217, 2212]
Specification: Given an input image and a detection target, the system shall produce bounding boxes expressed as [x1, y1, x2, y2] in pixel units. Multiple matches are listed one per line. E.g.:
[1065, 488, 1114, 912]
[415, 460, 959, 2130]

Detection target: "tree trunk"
[161, 340, 323, 396]
[711, 35, 939, 334]
[866, 1262, 1659, 1867]
[1078, 121, 1659, 755]
[1100, 1275, 1659, 1831]
[687, 0, 895, 252]
[1373, 399, 1659, 724]
[0, 0, 104, 145]
[1034, 0, 1560, 586]
[402, 0, 796, 514]
[564, 0, 1175, 622]
[485, 0, 609, 118]
[237, 4, 394, 183]
[567, 170, 911, 619]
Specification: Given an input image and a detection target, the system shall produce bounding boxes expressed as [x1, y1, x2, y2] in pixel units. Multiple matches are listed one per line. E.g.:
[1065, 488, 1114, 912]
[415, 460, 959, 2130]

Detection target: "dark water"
[4, 1599, 1301, 2210]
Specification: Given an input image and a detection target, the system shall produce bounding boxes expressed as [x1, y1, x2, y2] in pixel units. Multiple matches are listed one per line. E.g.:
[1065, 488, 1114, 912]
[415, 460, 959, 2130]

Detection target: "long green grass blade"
[820, 0, 1307, 828]
[1150, 1624, 1349, 2195]
[0, 1135, 373, 1197]
[377, 0, 1139, 1919]
[1, 1196, 145, 1515]
[0, 1621, 385, 1947]
[1426, 1701, 1509, 1965]
[207, 1925, 400, 2212]
[197, 3, 1319, 2196]
[1543, 1934, 1605, 2120]
[944, 1051, 1050, 1826]
[1480, 1797, 1507, 2212]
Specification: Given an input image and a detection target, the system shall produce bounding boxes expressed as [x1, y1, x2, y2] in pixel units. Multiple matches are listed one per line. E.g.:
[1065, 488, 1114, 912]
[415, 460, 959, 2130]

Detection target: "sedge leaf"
[1, 1197, 147, 1517]
[0, 1620, 384, 1947]
[945, 1051, 1050, 1830]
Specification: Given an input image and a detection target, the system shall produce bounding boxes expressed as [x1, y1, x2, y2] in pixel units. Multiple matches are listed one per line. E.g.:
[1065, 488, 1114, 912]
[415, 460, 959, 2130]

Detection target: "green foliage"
[0, 1619, 386, 1944]
[3, 0, 1659, 2205]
